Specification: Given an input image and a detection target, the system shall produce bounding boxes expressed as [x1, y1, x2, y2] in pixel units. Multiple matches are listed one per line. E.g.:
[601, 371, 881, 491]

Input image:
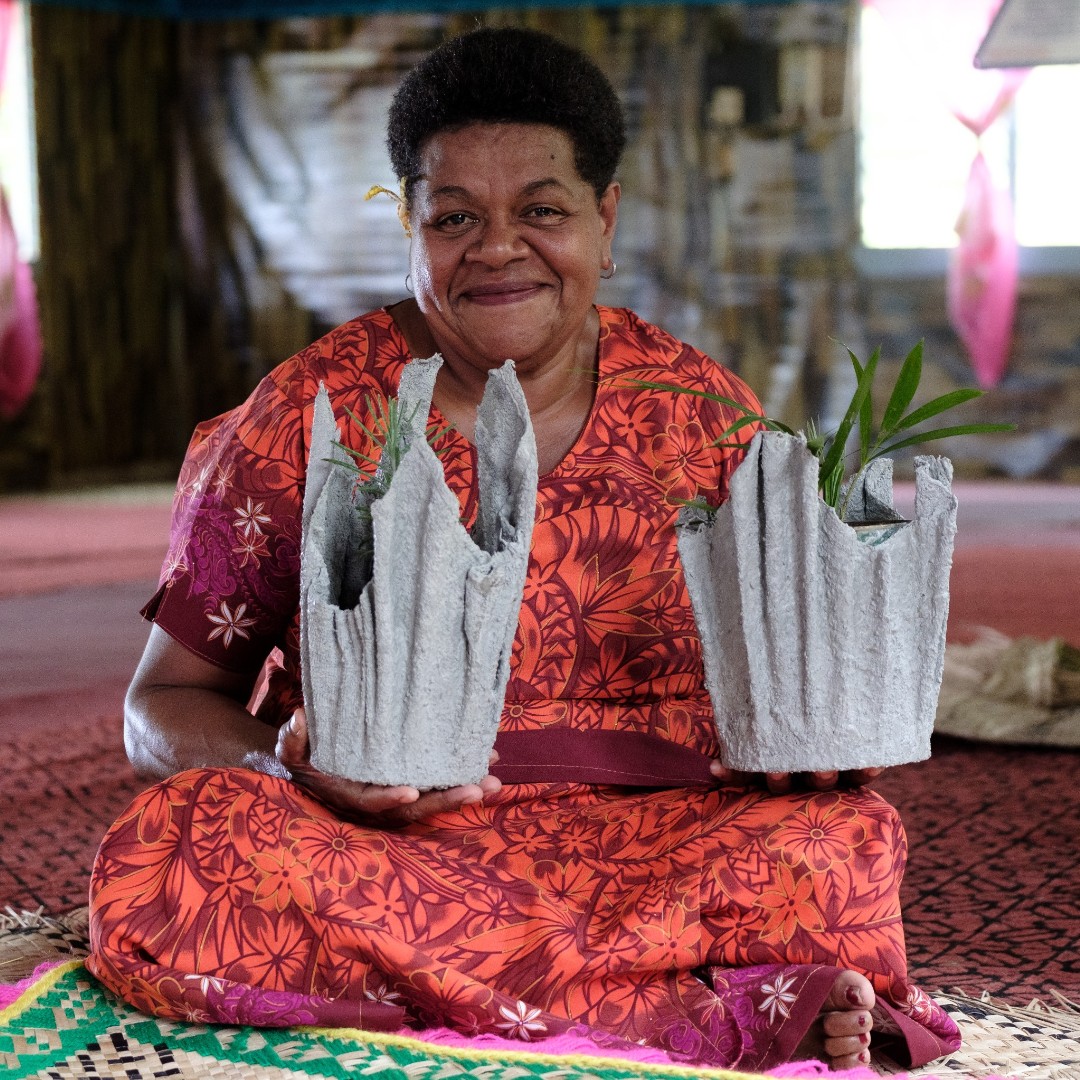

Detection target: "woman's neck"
[388, 299, 600, 475]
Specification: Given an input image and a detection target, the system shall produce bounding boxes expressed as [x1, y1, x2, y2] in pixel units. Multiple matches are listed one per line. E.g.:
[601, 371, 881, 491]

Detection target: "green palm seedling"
[329, 394, 454, 559]
[633, 340, 1013, 518]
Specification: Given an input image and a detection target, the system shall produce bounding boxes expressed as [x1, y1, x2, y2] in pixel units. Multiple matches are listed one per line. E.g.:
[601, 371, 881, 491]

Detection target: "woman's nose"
[467, 217, 527, 266]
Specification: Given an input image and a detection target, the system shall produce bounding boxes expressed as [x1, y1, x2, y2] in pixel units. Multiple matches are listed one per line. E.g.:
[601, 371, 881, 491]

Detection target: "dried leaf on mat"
[936, 630, 1080, 748]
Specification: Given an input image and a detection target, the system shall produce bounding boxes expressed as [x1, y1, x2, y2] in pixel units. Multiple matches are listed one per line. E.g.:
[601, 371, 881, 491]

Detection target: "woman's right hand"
[276, 708, 502, 826]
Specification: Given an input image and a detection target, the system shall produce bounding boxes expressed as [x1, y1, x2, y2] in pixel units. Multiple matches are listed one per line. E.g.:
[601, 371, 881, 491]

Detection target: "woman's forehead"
[415, 122, 581, 188]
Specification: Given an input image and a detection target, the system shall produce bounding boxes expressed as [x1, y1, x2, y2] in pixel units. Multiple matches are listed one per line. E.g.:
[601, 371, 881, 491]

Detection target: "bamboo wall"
[11, 10, 343, 487]
[27, 8, 184, 484]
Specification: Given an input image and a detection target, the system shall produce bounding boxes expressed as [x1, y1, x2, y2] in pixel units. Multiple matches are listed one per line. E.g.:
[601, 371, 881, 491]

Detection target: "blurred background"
[1, 0, 1078, 491]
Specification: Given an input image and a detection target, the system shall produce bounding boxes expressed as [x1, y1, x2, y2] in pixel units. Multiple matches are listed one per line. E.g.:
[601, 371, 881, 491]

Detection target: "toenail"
[846, 986, 863, 1007]
[859, 1050, 871, 1064]
[860, 1033, 871, 1045]
[858, 1013, 868, 1028]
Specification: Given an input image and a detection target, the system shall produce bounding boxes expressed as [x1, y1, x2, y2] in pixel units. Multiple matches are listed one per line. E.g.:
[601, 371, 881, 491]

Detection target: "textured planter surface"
[299, 357, 537, 789]
[678, 430, 957, 772]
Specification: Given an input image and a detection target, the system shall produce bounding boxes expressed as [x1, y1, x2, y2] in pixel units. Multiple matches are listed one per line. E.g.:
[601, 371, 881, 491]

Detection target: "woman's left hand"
[710, 761, 885, 793]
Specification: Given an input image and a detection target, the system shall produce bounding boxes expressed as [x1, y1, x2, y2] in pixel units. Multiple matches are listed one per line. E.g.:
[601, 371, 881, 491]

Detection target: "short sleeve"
[143, 367, 307, 673]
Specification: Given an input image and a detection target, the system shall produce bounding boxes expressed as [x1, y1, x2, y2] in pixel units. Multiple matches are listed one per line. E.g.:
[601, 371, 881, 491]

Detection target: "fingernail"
[846, 986, 863, 1007]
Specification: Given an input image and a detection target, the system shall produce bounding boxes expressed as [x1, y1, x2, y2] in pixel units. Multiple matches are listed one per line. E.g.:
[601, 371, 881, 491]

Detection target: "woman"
[88, 27, 960, 1073]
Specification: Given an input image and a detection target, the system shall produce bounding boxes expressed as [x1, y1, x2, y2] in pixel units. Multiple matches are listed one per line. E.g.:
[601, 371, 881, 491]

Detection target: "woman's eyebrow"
[427, 184, 473, 200]
[521, 178, 572, 196]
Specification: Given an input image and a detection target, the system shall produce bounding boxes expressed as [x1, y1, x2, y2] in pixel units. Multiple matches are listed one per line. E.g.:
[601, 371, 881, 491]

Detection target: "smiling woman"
[399, 123, 618, 474]
[385, 30, 623, 475]
[86, 25, 960, 1077]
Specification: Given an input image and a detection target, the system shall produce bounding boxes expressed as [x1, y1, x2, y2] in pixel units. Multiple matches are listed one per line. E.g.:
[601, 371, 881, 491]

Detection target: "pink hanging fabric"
[866, 0, 1028, 388]
[0, 194, 41, 420]
[0, 1, 14, 87]
[0, 0, 43, 421]
[947, 68, 1027, 390]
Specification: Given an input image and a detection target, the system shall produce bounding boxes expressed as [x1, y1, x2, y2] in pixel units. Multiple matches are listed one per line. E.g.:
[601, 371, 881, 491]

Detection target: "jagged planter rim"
[677, 429, 957, 773]
[299, 358, 538, 790]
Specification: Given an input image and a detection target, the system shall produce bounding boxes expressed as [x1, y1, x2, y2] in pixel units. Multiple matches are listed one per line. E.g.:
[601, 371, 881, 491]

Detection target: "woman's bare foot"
[794, 969, 875, 1071]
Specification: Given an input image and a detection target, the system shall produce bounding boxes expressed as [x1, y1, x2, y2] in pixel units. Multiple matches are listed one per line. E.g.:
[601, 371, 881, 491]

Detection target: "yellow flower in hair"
[365, 181, 411, 237]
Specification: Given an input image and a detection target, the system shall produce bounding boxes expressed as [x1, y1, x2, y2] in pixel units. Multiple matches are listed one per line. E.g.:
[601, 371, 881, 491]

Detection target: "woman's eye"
[434, 212, 474, 230]
[526, 206, 565, 221]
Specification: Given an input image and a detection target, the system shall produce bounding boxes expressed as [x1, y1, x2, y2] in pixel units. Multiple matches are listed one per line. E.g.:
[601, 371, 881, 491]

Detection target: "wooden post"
[31, 6, 186, 484]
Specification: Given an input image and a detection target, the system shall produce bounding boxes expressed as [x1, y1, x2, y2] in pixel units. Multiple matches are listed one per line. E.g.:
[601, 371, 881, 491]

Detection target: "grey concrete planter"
[678, 430, 957, 773]
[299, 357, 537, 789]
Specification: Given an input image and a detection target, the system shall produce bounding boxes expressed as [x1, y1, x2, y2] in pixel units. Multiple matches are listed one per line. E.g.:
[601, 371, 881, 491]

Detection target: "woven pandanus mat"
[2, 912, 1079, 1079]
[0, 906, 90, 981]
[878, 990, 1080, 1078]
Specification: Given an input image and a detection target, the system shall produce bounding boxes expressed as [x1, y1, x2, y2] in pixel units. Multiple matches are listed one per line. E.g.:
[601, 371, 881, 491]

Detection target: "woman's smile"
[459, 280, 548, 305]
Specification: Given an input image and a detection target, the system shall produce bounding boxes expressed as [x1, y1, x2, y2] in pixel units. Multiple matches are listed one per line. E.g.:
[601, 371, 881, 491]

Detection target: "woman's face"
[408, 122, 619, 375]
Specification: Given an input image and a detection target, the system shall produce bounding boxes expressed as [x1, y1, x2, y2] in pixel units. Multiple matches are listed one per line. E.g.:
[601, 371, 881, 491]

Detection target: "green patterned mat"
[0, 962, 759, 1080]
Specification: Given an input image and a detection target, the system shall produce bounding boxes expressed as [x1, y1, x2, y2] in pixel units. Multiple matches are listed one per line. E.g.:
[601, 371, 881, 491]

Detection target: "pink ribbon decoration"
[0, 0, 43, 421]
[0, 0, 13, 86]
[948, 68, 1027, 389]
[866, 0, 1027, 388]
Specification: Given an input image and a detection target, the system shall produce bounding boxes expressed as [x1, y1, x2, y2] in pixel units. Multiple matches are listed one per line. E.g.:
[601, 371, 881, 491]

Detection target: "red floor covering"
[1, 482, 1079, 1006]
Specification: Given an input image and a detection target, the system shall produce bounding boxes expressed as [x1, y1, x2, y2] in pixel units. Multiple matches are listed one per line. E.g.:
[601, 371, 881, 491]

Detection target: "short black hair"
[387, 27, 626, 204]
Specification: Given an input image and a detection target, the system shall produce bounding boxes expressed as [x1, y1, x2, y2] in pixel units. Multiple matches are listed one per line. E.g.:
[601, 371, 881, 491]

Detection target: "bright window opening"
[859, 4, 1080, 251]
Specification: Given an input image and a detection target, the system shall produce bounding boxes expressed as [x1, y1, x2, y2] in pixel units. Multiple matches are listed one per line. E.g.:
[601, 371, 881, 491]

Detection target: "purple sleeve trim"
[140, 583, 267, 676]
[140, 582, 167, 622]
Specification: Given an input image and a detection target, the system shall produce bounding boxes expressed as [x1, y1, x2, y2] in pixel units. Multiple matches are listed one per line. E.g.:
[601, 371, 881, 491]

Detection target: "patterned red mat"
[3, 707, 1077, 1008]
[877, 737, 1080, 1005]
[0, 713, 148, 916]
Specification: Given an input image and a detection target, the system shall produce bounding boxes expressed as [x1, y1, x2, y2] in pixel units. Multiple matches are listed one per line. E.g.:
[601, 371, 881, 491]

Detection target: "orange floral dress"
[88, 307, 960, 1071]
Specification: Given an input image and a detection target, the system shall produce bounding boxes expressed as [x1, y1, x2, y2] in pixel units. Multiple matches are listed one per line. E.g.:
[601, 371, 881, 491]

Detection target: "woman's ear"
[599, 181, 621, 244]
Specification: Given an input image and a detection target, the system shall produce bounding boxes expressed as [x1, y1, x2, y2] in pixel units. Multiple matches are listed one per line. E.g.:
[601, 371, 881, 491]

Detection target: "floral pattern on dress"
[144, 307, 746, 730]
